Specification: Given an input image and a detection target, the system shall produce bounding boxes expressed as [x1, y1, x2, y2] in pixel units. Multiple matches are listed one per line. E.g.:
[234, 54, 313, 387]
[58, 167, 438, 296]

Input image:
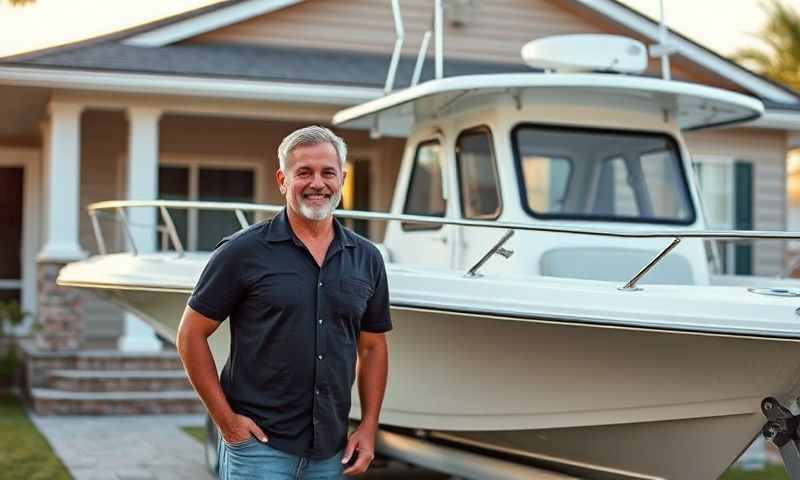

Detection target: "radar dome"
[521, 34, 647, 74]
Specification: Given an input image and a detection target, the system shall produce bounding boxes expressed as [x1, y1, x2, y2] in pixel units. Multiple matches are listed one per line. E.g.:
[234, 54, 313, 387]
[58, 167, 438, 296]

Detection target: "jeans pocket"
[223, 436, 257, 449]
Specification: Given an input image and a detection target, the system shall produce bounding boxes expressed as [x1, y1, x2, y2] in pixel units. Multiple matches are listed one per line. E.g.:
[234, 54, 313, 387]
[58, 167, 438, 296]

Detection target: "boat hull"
[95, 287, 800, 480]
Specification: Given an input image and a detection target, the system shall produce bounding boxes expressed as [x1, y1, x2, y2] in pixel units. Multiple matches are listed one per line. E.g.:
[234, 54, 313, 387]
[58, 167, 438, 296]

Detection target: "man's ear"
[275, 168, 287, 194]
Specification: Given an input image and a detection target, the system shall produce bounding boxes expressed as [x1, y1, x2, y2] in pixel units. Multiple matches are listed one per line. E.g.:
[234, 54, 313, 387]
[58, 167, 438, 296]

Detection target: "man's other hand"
[221, 413, 269, 444]
[342, 422, 377, 476]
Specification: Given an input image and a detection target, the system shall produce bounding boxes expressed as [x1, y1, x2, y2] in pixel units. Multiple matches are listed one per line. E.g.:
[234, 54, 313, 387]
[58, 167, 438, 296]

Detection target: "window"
[403, 141, 446, 231]
[456, 128, 501, 219]
[158, 163, 256, 251]
[520, 155, 571, 213]
[340, 158, 371, 238]
[197, 168, 255, 250]
[693, 158, 753, 275]
[158, 166, 190, 250]
[595, 157, 643, 217]
[513, 124, 694, 224]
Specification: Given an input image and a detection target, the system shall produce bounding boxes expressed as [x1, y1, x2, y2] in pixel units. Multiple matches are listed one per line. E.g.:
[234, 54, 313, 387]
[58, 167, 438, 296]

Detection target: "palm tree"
[731, 0, 800, 91]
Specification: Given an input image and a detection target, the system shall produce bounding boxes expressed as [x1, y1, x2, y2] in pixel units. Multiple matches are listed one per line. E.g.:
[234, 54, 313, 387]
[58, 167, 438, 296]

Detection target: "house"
[1, 0, 799, 410]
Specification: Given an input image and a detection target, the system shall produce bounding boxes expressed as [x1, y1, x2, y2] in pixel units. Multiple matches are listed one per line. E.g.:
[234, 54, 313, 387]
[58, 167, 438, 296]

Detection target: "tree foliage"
[731, 0, 800, 91]
[4, 0, 36, 5]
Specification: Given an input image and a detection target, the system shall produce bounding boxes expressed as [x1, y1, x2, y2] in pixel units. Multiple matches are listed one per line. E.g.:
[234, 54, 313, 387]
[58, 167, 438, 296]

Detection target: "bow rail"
[87, 199, 800, 291]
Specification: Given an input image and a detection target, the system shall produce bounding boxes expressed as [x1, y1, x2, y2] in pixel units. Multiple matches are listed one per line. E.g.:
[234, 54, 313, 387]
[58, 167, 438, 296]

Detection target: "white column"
[120, 106, 162, 352]
[125, 106, 162, 253]
[37, 102, 86, 261]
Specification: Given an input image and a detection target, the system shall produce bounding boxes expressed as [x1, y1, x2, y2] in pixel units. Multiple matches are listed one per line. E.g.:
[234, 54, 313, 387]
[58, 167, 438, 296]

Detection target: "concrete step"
[74, 350, 185, 371]
[31, 388, 205, 415]
[48, 369, 192, 392]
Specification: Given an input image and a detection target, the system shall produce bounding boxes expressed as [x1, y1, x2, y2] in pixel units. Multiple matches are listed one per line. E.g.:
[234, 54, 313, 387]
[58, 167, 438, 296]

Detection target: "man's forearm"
[177, 332, 236, 430]
[356, 340, 388, 428]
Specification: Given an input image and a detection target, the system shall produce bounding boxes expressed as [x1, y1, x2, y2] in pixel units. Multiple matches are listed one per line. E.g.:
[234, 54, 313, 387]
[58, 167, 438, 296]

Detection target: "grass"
[182, 425, 206, 444]
[720, 465, 789, 480]
[0, 392, 71, 480]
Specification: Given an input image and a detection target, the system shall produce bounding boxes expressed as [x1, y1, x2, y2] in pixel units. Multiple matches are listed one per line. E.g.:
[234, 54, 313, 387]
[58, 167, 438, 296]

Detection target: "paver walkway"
[30, 412, 213, 480]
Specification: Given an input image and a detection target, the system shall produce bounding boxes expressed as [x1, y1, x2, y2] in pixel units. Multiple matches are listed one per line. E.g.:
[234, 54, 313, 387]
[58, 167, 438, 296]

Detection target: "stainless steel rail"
[88, 199, 800, 240]
[87, 199, 800, 290]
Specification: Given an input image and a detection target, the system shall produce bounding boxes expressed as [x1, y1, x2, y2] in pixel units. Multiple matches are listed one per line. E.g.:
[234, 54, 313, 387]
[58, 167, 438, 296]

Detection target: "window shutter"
[734, 161, 753, 275]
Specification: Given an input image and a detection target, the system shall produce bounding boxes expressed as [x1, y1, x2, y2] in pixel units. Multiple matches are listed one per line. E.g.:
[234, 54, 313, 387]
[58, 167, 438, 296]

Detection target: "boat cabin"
[333, 36, 763, 286]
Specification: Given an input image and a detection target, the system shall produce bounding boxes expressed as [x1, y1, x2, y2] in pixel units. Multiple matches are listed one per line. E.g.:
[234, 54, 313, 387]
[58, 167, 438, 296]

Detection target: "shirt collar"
[266, 208, 356, 248]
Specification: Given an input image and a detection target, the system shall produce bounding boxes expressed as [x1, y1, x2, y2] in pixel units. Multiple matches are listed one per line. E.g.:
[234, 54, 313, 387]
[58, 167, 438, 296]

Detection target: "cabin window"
[520, 156, 572, 214]
[157, 164, 256, 251]
[513, 124, 695, 225]
[402, 140, 446, 231]
[456, 127, 501, 219]
[595, 157, 641, 217]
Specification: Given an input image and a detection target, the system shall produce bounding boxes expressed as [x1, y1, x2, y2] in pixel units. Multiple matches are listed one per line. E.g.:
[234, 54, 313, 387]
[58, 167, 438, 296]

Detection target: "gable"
[185, 0, 743, 93]
[189, 0, 608, 62]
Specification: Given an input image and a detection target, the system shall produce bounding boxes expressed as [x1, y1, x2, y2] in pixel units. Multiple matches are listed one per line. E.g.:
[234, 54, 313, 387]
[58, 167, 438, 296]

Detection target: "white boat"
[58, 32, 800, 480]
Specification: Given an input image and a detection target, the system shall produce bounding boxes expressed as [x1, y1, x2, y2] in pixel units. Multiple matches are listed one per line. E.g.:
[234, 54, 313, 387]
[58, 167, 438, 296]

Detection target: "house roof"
[0, 0, 798, 108]
[0, 42, 529, 89]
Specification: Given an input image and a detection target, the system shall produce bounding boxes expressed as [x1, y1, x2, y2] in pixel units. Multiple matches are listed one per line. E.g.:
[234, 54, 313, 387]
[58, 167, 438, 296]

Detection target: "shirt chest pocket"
[333, 277, 373, 322]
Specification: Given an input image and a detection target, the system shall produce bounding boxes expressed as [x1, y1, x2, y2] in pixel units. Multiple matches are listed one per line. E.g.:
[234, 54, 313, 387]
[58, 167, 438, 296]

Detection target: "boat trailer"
[762, 397, 800, 479]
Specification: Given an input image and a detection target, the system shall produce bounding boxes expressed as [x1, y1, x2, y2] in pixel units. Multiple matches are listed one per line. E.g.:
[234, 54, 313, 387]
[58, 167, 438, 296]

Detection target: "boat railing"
[87, 199, 800, 291]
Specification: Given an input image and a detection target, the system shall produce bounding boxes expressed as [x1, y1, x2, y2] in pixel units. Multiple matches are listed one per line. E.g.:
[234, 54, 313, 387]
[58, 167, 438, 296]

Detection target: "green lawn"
[0, 392, 71, 480]
[182, 425, 206, 443]
[720, 465, 788, 480]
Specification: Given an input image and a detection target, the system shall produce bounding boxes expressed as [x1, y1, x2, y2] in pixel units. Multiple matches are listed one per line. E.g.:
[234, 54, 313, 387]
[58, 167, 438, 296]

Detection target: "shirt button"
[318, 281, 323, 287]
[318, 354, 323, 360]
[315, 389, 320, 395]
[318, 319, 323, 325]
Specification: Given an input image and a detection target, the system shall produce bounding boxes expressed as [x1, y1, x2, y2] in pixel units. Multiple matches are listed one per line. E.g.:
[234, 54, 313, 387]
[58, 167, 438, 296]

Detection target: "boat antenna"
[384, 0, 405, 94]
[373, 0, 406, 139]
[434, 0, 444, 79]
[649, 0, 675, 80]
[411, 30, 432, 87]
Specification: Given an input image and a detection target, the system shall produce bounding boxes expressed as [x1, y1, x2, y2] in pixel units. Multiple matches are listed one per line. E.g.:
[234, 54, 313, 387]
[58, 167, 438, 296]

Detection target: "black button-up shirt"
[187, 209, 392, 459]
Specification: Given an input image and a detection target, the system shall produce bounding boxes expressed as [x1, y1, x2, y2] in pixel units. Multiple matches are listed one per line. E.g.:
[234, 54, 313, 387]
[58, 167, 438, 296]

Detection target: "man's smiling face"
[279, 141, 345, 222]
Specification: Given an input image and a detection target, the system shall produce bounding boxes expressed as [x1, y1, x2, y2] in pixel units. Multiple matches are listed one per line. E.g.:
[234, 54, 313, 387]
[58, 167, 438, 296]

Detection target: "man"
[176, 125, 391, 479]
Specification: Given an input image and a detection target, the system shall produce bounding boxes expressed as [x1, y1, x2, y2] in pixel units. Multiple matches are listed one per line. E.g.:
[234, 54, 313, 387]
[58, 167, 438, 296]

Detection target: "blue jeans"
[218, 437, 344, 480]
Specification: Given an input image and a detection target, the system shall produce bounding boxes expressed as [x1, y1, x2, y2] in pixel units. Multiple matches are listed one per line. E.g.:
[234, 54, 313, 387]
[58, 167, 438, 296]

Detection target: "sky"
[0, 0, 792, 59]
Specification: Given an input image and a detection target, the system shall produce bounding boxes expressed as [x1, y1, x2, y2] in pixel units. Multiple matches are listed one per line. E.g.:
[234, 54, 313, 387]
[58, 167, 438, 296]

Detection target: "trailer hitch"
[762, 397, 800, 478]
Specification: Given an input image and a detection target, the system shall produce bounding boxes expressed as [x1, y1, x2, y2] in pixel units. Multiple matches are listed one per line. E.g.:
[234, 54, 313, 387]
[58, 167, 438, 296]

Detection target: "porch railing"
[87, 199, 800, 291]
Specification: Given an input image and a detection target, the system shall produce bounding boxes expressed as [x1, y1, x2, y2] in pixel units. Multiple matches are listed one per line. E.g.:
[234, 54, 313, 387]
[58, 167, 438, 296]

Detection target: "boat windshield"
[512, 124, 695, 225]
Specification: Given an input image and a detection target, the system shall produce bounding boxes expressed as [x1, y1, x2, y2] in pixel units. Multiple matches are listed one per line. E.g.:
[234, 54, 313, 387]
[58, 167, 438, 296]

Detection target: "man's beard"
[297, 189, 341, 221]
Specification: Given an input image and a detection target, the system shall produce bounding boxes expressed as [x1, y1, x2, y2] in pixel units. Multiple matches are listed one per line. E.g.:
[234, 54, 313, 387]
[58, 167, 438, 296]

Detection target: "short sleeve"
[187, 241, 244, 322]
[360, 252, 392, 333]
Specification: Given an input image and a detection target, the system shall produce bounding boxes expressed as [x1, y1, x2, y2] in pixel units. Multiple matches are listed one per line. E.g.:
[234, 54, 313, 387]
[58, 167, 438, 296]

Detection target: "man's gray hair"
[277, 125, 348, 171]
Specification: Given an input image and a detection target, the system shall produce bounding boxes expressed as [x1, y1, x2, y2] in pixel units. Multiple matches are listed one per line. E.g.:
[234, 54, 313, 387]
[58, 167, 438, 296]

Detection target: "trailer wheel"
[205, 415, 220, 475]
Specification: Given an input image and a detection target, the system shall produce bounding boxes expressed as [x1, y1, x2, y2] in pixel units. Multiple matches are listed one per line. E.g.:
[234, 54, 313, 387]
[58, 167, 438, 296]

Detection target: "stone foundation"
[35, 261, 83, 351]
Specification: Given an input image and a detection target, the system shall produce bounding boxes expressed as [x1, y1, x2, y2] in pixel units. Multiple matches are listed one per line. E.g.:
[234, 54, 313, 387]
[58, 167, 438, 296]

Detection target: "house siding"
[188, 0, 741, 92]
[685, 127, 788, 276]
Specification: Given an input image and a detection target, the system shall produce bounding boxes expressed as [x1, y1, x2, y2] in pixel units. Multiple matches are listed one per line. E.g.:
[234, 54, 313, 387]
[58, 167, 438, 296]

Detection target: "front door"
[0, 167, 23, 304]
